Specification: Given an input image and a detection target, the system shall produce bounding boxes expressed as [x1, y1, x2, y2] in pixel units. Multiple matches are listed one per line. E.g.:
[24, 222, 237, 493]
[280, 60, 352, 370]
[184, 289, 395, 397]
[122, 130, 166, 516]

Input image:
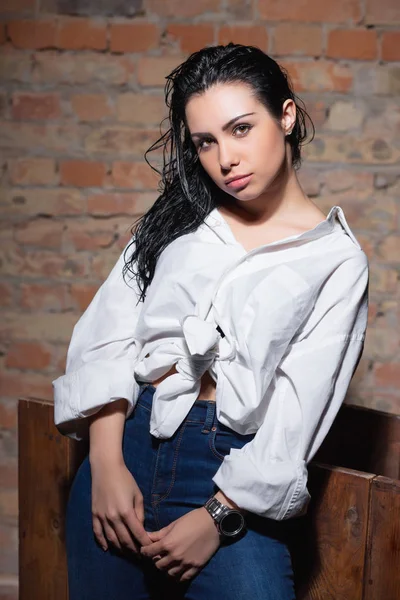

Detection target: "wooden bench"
[18, 398, 400, 599]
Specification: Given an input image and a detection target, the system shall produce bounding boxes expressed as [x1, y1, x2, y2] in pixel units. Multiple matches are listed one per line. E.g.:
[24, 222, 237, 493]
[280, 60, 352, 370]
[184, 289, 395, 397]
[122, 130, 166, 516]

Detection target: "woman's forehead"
[185, 84, 260, 130]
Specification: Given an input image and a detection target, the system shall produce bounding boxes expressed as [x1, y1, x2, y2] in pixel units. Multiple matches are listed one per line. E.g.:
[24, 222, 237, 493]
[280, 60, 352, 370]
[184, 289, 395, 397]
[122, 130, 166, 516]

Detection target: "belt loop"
[201, 401, 216, 434]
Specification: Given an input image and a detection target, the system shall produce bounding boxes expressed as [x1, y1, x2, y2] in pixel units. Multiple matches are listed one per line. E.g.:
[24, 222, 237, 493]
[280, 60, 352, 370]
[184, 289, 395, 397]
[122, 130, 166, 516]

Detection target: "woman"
[53, 43, 369, 599]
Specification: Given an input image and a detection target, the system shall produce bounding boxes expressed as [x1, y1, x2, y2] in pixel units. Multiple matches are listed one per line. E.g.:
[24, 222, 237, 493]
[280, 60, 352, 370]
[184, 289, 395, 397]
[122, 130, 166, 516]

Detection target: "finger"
[112, 520, 141, 554]
[92, 516, 108, 551]
[123, 512, 152, 546]
[144, 524, 173, 543]
[140, 539, 164, 558]
[134, 497, 145, 525]
[155, 555, 179, 571]
[179, 567, 199, 582]
[103, 520, 122, 551]
[167, 564, 186, 578]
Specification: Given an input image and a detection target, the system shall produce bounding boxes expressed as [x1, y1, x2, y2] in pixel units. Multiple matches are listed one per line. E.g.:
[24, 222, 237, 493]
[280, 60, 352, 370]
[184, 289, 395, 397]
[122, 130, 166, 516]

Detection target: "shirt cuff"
[52, 359, 141, 441]
[212, 449, 311, 520]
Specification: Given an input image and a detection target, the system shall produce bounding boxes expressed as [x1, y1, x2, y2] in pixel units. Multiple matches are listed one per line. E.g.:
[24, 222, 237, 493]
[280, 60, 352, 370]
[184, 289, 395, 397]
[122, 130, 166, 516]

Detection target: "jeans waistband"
[136, 382, 217, 433]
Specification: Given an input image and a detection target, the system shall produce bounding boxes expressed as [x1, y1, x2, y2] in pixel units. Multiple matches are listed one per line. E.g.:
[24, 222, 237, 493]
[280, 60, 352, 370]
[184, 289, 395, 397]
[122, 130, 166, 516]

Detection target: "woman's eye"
[198, 137, 213, 150]
[197, 124, 252, 151]
[234, 124, 251, 135]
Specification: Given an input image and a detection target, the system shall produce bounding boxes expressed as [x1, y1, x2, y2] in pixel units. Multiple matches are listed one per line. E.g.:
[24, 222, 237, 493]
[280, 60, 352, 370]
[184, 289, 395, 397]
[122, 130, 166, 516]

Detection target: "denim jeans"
[66, 383, 297, 599]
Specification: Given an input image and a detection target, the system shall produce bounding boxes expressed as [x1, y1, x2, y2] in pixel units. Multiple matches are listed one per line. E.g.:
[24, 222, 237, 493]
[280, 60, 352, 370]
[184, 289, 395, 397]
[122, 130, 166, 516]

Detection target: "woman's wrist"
[88, 398, 128, 467]
[213, 489, 245, 514]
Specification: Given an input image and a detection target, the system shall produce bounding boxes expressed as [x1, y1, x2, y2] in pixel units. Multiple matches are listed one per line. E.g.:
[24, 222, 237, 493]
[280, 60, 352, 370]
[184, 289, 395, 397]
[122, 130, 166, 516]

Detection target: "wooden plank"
[364, 476, 400, 600]
[315, 405, 400, 480]
[290, 464, 374, 600]
[18, 398, 87, 600]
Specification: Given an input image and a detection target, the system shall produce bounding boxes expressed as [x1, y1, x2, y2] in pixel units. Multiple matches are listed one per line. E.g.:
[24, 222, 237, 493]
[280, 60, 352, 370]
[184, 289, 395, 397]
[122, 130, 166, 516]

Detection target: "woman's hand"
[140, 507, 221, 582]
[90, 458, 152, 555]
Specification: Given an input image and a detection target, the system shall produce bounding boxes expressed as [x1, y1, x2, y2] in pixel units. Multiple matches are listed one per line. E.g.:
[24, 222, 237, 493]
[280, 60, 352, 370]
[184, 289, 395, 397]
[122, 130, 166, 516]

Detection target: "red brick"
[0, 122, 82, 153]
[0, 91, 8, 118]
[327, 29, 377, 60]
[87, 192, 155, 216]
[0, 369, 55, 401]
[64, 220, 116, 251]
[11, 92, 61, 120]
[32, 51, 136, 86]
[58, 17, 107, 50]
[0, 189, 84, 217]
[110, 21, 159, 53]
[5, 342, 52, 370]
[7, 158, 57, 186]
[0, 23, 6, 45]
[0, 311, 78, 343]
[365, 0, 400, 25]
[14, 218, 64, 249]
[137, 56, 185, 87]
[273, 23, 322, 57]
[374, 363, 400, 388]
[111, 161, 159, 189]
[116, 93, 166, 124]
[218, 25, 268, 50]
[377, 235, 400, 262]
[55, 345, 68, 372]
[0, 48, 32, 83]
[0, 400, 17, 430]
[0, 242, 89, 282]
[70, 94, 113, 121]
[381, 31, 400, 61]
[0, 0, 35, 9]
[0, 248, 90, 280]
[0, 460, 17, 489]
[70, 283, 99, 312]
[279, 59, 353, 93]
[0, 283, 14, 307]
[145, 0, 216, 18]
[7, 18, 57, 49]
[258, 0, 361, 23]
[0, 524, 18, 561]
[20, 283, 68, 311]
[84, 126, 160, 157]
[60, 160, 107, 187]
[167, 23, 215, 54]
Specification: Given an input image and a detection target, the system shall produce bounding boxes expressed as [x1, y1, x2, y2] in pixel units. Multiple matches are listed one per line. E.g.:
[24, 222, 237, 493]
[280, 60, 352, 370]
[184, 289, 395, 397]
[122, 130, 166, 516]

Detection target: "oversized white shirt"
[52, 205, 369, 520]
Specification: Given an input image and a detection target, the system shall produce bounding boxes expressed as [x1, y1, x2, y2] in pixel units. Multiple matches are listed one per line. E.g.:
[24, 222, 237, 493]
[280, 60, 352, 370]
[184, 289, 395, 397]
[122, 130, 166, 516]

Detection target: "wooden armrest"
[18, 398, 400, 600]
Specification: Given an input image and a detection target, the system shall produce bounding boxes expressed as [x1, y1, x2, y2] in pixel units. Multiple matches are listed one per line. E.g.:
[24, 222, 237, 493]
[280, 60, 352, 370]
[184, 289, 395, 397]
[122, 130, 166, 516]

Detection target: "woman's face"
[185, 82, 296, 204]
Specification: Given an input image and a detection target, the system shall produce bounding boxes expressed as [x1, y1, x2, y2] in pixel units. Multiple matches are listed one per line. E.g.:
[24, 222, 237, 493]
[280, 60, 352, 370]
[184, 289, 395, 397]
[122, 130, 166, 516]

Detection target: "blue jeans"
[66, 383, 297, 599]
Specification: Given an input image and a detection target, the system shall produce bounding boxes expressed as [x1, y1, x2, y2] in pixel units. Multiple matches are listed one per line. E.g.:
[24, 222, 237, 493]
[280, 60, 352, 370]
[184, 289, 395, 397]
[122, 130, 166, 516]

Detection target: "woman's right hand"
[90, 458, 153, 555]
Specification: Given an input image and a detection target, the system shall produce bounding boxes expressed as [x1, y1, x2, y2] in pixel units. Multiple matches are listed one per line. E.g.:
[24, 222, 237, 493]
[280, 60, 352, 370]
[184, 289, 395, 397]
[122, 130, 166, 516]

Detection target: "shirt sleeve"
[52, 238, 144, 441]
[212, 252, 369, 520]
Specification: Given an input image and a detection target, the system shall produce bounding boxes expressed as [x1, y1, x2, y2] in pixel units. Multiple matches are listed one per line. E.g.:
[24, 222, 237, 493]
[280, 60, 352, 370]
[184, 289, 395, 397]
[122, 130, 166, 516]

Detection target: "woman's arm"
[88, 398, 128, 466]
[88, 397, 153, 554]
[212, 251, 369, 520]
[52, 238, 144, 441]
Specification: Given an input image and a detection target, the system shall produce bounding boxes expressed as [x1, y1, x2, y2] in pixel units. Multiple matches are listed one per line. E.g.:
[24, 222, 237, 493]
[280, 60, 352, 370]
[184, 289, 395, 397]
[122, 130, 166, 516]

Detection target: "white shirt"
[52, 205, 369, 520]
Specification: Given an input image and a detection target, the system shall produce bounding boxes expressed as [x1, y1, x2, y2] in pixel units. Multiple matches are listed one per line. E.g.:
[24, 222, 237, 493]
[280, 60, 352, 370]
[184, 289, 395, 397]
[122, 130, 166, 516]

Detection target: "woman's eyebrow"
[190, 112, 257, 138]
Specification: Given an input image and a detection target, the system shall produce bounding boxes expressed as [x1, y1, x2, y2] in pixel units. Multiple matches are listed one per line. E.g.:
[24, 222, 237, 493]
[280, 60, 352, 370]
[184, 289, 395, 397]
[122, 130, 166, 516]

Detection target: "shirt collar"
[203, 205, 361, 251]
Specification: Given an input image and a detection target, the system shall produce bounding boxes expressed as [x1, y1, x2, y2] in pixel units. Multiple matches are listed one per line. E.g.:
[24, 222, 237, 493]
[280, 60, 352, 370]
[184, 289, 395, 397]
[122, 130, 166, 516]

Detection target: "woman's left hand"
[140, 507, 221, 582]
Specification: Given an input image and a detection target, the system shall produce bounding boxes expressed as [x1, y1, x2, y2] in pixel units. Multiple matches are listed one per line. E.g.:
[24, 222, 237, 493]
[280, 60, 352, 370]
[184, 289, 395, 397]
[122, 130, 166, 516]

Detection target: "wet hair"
[123, 43, 315, 304]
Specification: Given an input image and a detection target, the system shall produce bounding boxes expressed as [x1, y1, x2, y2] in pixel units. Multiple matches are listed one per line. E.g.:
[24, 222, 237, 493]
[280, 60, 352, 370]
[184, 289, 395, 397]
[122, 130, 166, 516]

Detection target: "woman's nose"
[218, 141, 239, 170]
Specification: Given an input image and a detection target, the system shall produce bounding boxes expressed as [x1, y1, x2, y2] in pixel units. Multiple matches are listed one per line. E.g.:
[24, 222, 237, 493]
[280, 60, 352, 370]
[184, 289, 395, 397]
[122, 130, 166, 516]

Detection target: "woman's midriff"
[150, 364, 217, 401]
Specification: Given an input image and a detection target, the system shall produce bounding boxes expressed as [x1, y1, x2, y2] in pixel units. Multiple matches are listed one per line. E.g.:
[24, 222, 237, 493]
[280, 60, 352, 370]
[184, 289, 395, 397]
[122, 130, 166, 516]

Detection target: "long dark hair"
[123, 43, 315, 304]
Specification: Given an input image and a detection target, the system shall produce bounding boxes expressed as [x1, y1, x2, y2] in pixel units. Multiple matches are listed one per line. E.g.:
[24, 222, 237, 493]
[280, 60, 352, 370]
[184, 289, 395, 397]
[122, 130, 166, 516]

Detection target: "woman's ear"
[281, 99, 296, 136]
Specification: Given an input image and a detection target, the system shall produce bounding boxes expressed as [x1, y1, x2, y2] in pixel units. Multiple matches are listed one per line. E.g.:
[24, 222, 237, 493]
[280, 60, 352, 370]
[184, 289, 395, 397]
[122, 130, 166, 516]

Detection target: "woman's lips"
[225, 174, 252, 189]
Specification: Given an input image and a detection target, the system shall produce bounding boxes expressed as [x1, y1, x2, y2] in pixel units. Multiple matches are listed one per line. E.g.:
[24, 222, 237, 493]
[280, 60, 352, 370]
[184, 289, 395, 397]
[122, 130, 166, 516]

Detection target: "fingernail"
[102, 545, 108, 552]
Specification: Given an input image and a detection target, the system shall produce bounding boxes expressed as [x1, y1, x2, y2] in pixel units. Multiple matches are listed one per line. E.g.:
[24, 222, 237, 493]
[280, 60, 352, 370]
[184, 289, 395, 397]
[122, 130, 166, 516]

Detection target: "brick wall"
[1, 0, 400, 596]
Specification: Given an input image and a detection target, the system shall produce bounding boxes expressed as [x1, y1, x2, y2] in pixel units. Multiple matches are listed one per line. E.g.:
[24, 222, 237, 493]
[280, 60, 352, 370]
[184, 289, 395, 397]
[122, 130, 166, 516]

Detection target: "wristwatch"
[204, 495, 246, 539]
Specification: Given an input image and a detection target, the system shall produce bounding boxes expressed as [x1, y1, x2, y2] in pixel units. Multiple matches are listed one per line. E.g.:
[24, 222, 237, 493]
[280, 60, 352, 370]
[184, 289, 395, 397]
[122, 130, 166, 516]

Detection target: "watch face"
[220, 511, 244, 536]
